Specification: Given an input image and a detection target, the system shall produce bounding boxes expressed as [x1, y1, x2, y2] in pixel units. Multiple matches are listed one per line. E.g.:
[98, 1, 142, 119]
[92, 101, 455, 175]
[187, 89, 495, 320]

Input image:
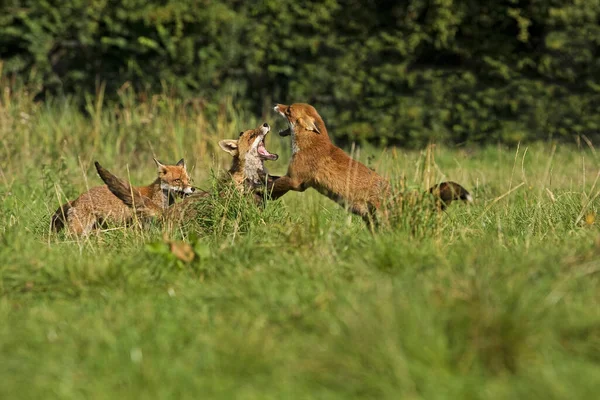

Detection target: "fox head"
[218, 123, 279, 186]
[154, 158, 195, 195]
[274, 103, 328, 139]
[218, 122, 278, 163]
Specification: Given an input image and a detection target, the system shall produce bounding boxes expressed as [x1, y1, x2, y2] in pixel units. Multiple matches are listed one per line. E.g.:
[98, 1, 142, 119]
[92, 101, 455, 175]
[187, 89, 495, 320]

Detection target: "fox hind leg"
[66, 208, 97, 236]
[350, 201, 378, 233]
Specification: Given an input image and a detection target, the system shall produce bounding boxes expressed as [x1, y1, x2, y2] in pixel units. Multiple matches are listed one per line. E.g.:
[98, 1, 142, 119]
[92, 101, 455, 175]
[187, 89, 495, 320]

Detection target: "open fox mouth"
[274, 104, 291, 137]
[279, 127, 291, 137]
[258, 139, 278, 161]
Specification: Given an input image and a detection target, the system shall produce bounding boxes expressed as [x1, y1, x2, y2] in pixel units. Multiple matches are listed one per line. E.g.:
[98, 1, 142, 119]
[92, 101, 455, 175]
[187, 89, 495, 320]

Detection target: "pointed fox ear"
[218, 140, 239, 156]
[298, 117, 320, 134]
[154, 158, 168, 173]
[176, 158, 186, 168]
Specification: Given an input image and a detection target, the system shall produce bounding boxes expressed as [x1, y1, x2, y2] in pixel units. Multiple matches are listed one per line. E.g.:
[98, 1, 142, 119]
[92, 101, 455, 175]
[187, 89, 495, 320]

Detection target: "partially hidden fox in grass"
[268, 103, 472, 227]
[95, 122, 279, 223]
[217, 122, 280, 198]
[51, 158, 195, 235]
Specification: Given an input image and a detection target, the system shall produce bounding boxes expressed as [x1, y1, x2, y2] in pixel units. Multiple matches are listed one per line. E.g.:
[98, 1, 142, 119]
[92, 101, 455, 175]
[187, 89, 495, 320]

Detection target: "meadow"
[1, 87, 600, 399]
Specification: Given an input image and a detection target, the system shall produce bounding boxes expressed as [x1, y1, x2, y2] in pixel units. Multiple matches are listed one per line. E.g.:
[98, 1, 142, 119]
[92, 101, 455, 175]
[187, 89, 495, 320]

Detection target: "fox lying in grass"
[51, 158, 195, 235]
[268, 103, 472, 227]
[95, 122, 279, 223]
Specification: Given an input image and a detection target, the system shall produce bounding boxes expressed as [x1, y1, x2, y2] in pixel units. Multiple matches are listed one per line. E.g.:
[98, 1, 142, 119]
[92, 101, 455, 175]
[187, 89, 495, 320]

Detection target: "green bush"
[2, 0, 600, 146]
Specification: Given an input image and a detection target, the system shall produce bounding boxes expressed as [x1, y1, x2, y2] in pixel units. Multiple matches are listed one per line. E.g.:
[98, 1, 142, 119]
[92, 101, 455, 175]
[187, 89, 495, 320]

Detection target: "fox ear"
[298, 117, 320, 134]
[154, 158, 168, 173]
[176, 158, 186, 167]
[218, 140, 239, 156]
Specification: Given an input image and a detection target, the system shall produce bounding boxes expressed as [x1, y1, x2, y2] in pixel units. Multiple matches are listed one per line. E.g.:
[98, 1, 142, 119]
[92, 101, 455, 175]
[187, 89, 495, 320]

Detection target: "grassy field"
[2, 87, 600, 399]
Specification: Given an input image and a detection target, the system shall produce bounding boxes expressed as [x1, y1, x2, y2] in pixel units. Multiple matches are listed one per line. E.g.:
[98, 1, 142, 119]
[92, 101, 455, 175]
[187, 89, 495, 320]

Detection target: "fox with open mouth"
[94, 122, 280, 223]
[218, 122, 279, 192]
[267, 103, 472, 228]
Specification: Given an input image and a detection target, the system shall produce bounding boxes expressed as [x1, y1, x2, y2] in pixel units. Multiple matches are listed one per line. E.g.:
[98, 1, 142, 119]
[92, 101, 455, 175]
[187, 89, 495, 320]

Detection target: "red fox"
[51, 158, 194, 235]
[268, 103, 472, 226]
[217, 122, 279, 195]
[95, 122, 279, 222]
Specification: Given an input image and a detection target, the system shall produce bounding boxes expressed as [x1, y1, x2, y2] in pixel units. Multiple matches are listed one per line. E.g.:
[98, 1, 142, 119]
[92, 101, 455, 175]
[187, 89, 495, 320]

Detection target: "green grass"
[2, 87, 600, 399]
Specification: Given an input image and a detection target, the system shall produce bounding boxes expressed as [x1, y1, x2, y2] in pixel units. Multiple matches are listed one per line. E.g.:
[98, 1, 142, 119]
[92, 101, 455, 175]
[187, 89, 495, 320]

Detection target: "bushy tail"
[51, 202, 72, 232]
[94, 161, 162, 217]
[427, 181, 472, 210]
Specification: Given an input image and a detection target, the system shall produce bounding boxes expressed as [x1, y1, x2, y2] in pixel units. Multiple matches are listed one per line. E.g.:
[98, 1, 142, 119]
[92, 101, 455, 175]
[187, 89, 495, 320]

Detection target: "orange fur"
[268, 103, 472, 227]
[96, 123, 279, 223]
[51, 159, 193, 235]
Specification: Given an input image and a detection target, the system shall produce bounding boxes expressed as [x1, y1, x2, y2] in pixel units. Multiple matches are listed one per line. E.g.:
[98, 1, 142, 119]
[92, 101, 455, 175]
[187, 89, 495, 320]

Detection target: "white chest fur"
[291, 128, 300, 155]
[244, 156, 265, 185]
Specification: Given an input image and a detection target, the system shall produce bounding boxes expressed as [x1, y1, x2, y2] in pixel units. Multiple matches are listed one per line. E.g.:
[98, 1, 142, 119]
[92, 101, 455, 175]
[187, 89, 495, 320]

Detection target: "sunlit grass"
[1, 85, 600, 399]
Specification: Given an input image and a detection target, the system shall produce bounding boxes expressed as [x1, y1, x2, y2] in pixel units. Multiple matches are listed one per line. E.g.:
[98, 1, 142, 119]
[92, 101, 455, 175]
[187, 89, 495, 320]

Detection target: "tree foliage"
[2, 0, 600, 146]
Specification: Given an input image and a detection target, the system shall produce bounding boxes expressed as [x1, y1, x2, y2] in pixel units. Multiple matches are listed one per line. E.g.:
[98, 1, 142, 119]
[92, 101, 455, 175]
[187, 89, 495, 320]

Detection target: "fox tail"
[94, 161, 162, 217]
[427, 181, 472, 210]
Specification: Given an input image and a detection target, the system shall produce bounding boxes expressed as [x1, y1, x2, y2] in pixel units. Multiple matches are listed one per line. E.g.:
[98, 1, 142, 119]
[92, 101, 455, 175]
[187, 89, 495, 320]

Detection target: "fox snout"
[274, 104, 287, 115]
[274, 104, 292, 137]
[261, 122, 270, 134]
[161, 183, 195, 196]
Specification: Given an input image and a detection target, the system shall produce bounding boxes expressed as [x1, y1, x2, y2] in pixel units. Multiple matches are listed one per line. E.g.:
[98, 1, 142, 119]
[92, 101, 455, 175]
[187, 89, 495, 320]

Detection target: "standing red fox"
[268, 103, 472, 226]
[51, 158, 194, 235]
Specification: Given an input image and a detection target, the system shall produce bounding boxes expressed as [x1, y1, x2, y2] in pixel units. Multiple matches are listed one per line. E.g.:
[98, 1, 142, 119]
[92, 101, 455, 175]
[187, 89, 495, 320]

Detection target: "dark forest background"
[1, 0, 599, 146]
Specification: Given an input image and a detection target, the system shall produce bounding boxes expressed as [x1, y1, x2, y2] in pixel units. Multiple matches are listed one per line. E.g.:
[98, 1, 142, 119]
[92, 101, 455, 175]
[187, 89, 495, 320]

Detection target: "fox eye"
[239, 131, 244, 137]
[173, 179, 182, 184]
